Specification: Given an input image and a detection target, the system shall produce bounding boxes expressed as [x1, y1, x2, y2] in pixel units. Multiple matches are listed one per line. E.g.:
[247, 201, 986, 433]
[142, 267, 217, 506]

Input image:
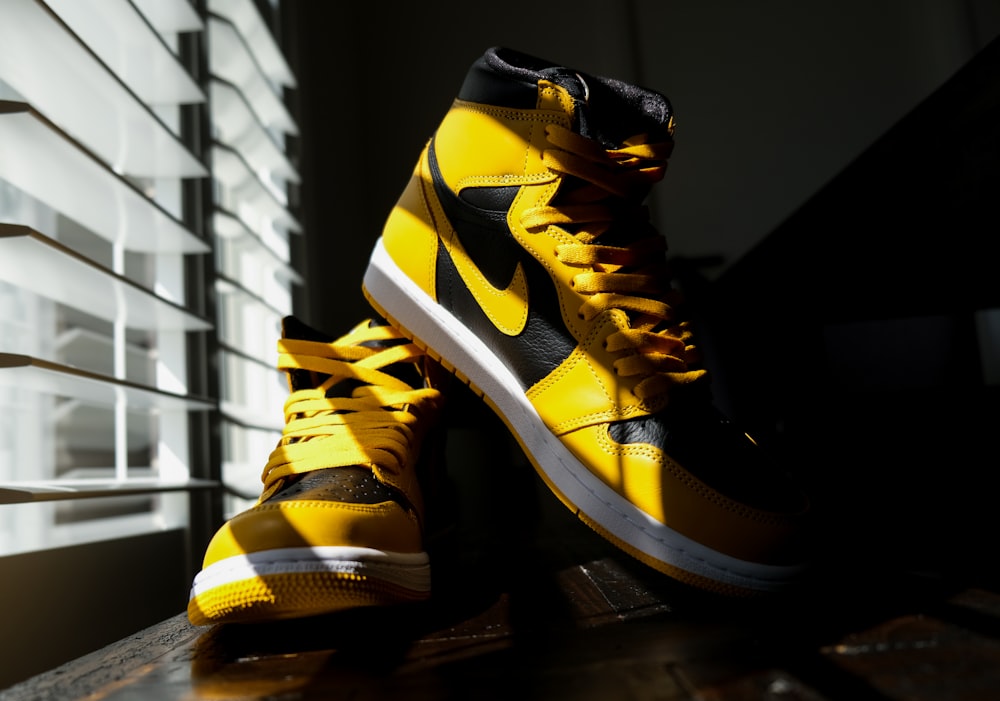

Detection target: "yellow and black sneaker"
[187, 316, 444, 625]
[363, 47, 809, 596]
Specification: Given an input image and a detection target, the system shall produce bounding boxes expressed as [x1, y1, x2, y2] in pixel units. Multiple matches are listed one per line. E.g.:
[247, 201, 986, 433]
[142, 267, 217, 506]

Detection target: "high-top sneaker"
[363, 46, 809, 596]
[187, 316, 445, 625]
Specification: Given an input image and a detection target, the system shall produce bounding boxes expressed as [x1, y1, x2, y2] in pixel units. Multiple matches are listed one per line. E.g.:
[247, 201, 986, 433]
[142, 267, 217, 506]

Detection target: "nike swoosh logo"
[426, 141, 529, 336]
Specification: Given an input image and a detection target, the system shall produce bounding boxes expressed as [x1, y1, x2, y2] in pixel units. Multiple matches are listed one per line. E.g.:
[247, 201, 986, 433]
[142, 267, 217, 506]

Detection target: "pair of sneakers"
[187, 47, 809, 626]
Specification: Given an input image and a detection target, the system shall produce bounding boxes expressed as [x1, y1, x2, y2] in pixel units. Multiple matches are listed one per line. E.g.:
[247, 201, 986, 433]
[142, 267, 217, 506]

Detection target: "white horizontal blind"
[207, 0, 301, 517]
[0, 0, 301, 555]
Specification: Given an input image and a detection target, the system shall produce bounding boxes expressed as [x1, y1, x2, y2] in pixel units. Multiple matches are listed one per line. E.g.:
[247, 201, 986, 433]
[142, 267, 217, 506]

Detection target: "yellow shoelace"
[521, 123, 707, 401]
[259, 321, 442, 496]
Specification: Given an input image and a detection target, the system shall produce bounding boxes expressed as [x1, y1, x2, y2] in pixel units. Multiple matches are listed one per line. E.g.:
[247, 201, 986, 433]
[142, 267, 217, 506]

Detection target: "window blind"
[0, 0, 301, 560]
[206, 0, 301, 515]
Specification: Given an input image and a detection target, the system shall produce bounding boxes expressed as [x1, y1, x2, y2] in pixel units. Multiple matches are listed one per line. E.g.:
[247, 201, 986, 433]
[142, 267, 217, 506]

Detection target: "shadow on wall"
[691, 35, 1000, 586]
[280, 0, 1000, 586]
[283, 1, 999, 336]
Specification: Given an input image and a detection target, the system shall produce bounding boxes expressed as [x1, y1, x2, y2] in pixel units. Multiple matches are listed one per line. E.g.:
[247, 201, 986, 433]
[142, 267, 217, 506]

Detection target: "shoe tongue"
[531, 68, 671, 248]
[282, 315, 334, 344]
[359, 317, 425, 389]
[281, 315, 335, 392]
[537, 66, 673, 275]
[280, 315, 423, 394]
[543, 68, 674, 149]
[483, 48, 674, 148]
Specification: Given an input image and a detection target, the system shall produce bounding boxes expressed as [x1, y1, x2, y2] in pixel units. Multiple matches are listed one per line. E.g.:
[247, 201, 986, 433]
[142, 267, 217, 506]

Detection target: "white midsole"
[364, 237, 804, 592]
[189, 546, 431, 599]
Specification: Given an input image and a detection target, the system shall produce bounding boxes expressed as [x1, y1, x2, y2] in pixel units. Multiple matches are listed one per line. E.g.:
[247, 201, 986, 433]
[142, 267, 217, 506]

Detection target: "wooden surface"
[4, 399, 1000, 701]
[4, 559, 1000, 700]
[4, 475, 1000, 701]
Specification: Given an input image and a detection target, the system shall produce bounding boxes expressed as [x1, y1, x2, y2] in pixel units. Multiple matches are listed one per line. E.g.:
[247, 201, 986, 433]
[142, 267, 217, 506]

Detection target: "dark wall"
[277, 1, 1000, 583]
[280, 0, 999, 336]
[699, 35, 1000, 582]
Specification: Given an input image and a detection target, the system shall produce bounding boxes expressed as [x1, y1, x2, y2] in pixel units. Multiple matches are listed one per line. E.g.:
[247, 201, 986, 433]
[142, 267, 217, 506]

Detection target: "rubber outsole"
[188, 546, 431, 625]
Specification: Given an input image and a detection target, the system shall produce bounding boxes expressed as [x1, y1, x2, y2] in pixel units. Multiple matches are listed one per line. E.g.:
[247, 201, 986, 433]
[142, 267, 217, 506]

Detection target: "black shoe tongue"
[282, 315, 334, 343]
[361, 317, 425, 389]
[280, 315, 423, 393]
[487, 47, 673, 148]
[278, 316, 328, 391]
[537, 65, 589, 101]
[569, 73, 674, 149]
[543, 75, 673, 251]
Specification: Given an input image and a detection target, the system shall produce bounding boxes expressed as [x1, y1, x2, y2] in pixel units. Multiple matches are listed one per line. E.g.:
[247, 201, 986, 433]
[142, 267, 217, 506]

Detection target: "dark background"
[275, 0, 1000, 586]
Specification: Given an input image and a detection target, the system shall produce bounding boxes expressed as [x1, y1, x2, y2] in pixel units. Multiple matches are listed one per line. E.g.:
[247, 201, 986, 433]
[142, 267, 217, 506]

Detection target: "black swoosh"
[427, 139, 576, 390]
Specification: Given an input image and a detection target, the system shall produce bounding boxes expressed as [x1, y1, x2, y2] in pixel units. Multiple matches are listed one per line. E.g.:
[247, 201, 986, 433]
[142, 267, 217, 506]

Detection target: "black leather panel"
[609, 400, 804, 513]
[427, 138, 576, 390]
[429, 144, 521, 291]
[269, 466, 411, 510]
[435, 231, 575, 391]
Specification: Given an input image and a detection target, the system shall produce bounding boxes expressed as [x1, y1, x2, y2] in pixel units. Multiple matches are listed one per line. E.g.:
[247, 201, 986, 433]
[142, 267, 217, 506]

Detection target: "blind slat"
[132, 0, 204, 34]
[0, 478, 219, 505]
[45, 0, 206, 106]
[0, 224, 212, 331]
[207, 16, 299, 135]
[214, 211, 303, 284]
[0, 102, 209, 254]
[211, 79, 300, 183]
[0, 0, 207, 176]
[0, 354, 215, 411]
[212, 142, 302, 234]
[209, 0, 297, 88]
